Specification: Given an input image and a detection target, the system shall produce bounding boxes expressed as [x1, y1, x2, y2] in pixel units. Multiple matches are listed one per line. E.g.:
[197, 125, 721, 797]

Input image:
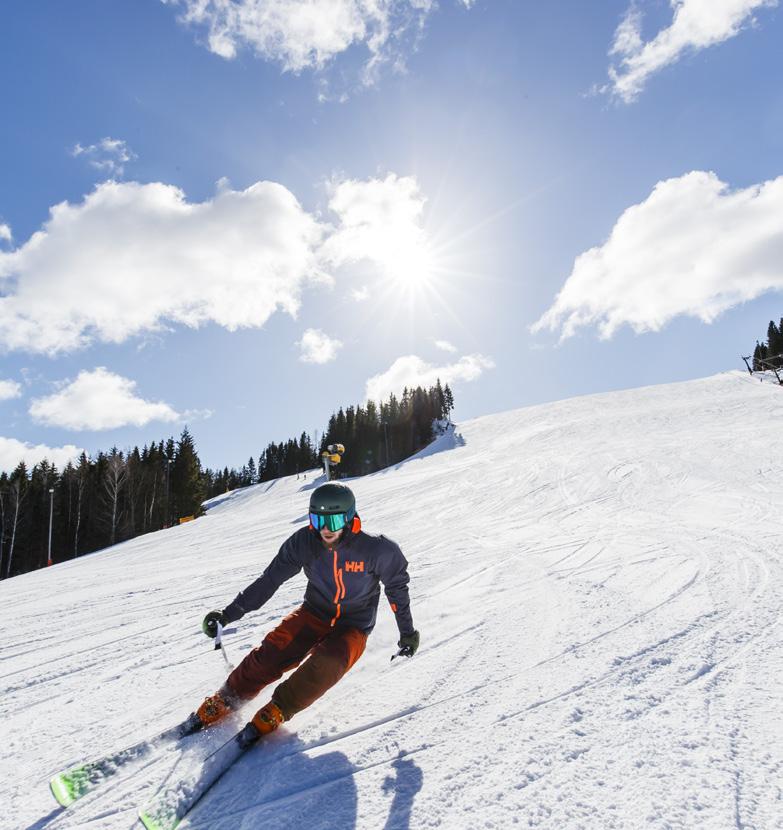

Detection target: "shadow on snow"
[187, 733, 423, 830]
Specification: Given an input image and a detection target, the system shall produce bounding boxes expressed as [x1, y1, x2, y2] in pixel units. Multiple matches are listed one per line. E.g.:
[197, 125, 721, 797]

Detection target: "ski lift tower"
[322, 444, 345, 481]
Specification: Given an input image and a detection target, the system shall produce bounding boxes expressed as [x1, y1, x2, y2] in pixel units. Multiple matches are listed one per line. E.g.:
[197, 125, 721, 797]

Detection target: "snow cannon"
[321, 444, 345, 480]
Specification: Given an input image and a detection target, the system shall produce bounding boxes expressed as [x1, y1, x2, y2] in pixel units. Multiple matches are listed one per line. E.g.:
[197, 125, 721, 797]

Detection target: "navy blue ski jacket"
[222, 522, 415, 637]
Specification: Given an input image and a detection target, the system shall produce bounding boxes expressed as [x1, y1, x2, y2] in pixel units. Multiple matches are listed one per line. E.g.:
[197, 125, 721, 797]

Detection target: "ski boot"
[236, 701, 285, 749]
[252, 700, 285, 735]
[193, 685, 237, 729]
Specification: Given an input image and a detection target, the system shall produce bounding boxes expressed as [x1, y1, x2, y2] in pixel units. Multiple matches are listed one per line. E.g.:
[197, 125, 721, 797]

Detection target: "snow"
[2, 370, 782, 829]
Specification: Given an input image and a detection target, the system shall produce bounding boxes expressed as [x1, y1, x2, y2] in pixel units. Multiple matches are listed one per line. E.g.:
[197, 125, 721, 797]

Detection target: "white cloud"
[0, 379, 22, 401]
[0, 223, 11, 243]
[351, 285, 370, 301]
[0, 173, 432, 356]
[29, 367, 183, 431]
[0, 179, 327, 354]
[72, 137, 137, 178]
[297, 328, 343, 363]
[0, 437, 83, 473]
[607, 0, 777, 103]
[532, 171, 783, 341]
[433, 338, 457, 353]
[320, 173, 430, 279]
[365, 353, 494, 402]
[165, 0, 439, 82]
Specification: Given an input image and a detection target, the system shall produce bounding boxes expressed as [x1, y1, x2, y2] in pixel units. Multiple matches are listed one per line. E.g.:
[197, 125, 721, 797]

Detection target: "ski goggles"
[310, 512, 350, 532]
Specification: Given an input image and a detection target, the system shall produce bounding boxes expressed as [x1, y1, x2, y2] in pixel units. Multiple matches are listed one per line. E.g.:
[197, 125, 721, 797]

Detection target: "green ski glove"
[202, 610, 228, 639]
[396, 630, 420, 657]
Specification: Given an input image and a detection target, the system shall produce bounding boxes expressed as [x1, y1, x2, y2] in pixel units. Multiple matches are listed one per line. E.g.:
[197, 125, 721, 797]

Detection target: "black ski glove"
[397, 630, 420, 657]
[202, 610, 228, 638]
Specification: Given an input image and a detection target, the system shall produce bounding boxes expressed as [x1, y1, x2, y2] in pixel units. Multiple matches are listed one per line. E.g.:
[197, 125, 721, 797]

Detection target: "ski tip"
[49, 774, 76, 807]
[138, 807, 179, 830]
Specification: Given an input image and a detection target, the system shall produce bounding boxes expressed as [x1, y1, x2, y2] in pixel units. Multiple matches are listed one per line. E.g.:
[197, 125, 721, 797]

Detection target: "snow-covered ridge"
[2, 370, 782, 828]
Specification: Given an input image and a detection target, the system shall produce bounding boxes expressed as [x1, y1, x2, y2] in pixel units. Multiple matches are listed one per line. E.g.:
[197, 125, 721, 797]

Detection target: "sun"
[382, 235, 437, 292]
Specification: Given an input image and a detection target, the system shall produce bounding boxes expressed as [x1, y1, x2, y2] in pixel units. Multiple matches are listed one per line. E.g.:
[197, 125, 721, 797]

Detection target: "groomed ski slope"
[2, 370, 783, 830]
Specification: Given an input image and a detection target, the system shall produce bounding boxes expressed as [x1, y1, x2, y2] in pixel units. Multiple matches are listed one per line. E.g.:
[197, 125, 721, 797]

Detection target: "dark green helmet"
[309, 483, 356, 533]
[309, 483, 356, 517]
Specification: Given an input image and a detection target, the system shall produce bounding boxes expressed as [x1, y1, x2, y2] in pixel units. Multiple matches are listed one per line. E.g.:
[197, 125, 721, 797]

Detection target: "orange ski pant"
[225, 605, 367, 720]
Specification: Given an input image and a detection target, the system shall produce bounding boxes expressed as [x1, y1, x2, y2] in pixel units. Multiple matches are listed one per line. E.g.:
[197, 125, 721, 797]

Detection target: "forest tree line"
[1, 382, 454, 579]
[0, 431, 205, 581]
[215, 380, 455, 488]
[751, 318, 783, 369]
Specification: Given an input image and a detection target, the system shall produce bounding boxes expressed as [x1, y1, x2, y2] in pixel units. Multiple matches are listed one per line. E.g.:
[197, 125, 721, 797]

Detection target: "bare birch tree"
[104, 452, 127, 547]
[73, 455, 89, 558]
[6, 474, 25, 579]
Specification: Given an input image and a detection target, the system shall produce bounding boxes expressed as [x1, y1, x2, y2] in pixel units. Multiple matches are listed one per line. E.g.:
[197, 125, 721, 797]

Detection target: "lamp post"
[382, 421, 390, 468]
[165, 458, 172, 528]
[47, 487, 54, 567]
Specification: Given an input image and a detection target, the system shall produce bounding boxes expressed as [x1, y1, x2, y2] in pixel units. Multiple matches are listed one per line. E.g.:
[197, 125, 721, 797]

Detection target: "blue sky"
[1, 0, 782, 471]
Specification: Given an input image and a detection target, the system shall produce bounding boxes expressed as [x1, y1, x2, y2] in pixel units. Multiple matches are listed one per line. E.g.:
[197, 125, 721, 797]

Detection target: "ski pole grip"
[214, 620, 223, 651]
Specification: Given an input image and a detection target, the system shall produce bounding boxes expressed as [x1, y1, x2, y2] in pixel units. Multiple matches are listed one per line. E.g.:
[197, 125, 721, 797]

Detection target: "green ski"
[139, 722, 261, 830]
[50, 715, 202, 808]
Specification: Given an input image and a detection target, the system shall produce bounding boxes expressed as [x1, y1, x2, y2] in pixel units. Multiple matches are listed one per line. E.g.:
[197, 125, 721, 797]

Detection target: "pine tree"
[767, 321, 781, 366]
[443, 384, 454, 419]
[171, 428, 205, 521]
[434, 378, 446, 420]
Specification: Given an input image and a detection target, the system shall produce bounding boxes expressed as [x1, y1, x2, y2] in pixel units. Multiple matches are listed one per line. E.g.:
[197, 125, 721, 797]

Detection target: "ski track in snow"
[2, 371, 783, 829]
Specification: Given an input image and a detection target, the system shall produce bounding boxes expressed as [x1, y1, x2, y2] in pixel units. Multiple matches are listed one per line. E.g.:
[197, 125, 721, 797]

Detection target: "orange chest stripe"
[331, 549, 341, 603]
[330, 548, 346, 625]
[337, 567, 346, 599]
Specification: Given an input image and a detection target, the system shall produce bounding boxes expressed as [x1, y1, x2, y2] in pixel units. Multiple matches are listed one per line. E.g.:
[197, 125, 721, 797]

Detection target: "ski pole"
[214, 621, 234, 670]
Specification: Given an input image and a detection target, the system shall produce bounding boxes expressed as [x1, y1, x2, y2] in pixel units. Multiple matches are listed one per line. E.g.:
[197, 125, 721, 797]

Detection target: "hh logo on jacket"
[345, 560, 365, 573]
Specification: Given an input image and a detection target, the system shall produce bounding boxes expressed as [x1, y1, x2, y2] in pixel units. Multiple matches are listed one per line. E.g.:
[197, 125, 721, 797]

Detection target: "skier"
[191, 482, 420, 742]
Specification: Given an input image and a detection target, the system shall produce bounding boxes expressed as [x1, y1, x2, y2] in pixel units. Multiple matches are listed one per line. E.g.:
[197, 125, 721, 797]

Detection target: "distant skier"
[191, 482, 420, 741]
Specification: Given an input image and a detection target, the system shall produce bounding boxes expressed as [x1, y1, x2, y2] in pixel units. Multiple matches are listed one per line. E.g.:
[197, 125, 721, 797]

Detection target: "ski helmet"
[309, 483, 356, 533]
